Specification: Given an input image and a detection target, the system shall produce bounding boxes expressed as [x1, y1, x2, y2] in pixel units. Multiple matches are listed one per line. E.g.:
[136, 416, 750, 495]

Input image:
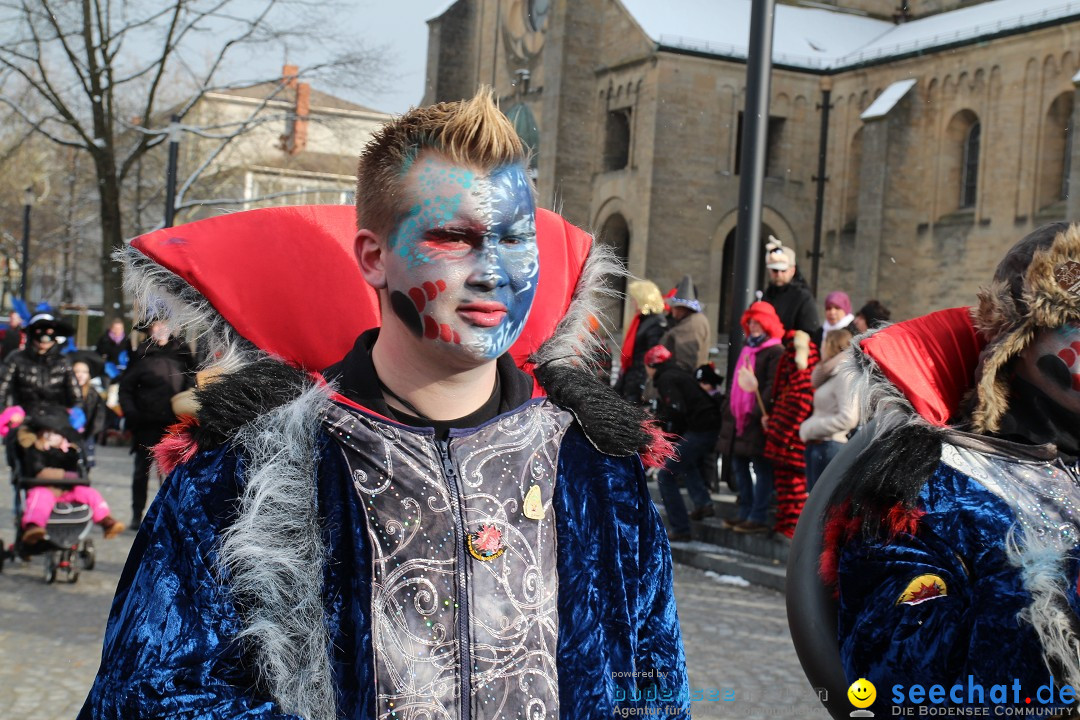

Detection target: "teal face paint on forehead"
[381, 152, 538, 365]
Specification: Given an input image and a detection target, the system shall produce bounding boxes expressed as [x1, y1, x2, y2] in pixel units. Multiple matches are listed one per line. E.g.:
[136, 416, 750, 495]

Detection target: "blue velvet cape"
[837, 459, 1075, 710]
[78, 424, 690, 719]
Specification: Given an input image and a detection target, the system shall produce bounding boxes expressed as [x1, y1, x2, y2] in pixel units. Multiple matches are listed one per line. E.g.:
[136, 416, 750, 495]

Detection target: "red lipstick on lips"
[458, 302, 508, 327]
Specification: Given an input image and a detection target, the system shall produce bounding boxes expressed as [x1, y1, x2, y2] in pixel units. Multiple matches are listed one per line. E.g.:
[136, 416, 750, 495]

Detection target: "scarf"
[618, 313, 643, 376]
[730, 336, 781, 436]
[822, 314, 854, 337]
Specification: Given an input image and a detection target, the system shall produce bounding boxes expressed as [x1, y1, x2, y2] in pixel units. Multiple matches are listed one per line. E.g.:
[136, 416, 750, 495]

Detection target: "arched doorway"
[598, 213, 630, 327]
[717, 223, 777, 337]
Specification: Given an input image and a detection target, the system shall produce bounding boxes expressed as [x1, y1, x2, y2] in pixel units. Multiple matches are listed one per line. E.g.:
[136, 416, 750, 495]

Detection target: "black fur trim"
[533, 362, 651, 456]
[192, 359, 314, 449]
[828, 423, 946, 539]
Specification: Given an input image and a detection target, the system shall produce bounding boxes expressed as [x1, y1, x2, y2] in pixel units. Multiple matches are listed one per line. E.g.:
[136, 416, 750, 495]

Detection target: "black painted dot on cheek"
[1037, 353, 1073, 391]
[390, 290, 424, 337]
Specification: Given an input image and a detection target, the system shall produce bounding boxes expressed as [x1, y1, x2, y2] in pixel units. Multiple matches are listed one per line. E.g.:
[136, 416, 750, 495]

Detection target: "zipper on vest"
[437, 438, 472, 720]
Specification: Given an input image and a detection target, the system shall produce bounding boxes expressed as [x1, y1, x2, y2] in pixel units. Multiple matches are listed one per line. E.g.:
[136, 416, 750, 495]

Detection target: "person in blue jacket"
[79, 89, 689, 720]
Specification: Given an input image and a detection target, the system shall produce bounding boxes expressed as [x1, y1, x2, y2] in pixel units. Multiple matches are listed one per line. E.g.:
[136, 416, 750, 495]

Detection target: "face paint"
[1015, 323, 1080, 413]
[383, 153, 539, 363]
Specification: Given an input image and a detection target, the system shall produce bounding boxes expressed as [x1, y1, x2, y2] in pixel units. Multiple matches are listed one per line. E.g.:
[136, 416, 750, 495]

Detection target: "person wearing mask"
[799, 328, 858, 492]
[762, 237, 820, 338]
[646, 344, 722, 541]
[118, 321, 195, 529]
[0, 313, 81, 415]
[824, 223, 1080, 711]
[717, 301, 785, 534]
[81, 90, 689, 719]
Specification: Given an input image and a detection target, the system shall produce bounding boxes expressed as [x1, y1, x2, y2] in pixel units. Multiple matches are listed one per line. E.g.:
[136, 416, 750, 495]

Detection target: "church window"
[734, 112, 786, 178]
[961, 122, 980, 209]
[1039, 92, 1073, 209]
[603, 108, 632, 171]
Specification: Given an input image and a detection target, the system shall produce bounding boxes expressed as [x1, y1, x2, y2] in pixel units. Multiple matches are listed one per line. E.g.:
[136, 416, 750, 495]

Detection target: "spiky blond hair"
[356, 87, 528, 237]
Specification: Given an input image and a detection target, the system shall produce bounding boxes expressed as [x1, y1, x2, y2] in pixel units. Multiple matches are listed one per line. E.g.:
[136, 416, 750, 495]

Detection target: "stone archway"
[708, 207, 795, 335]
[597, 212, 631, 330]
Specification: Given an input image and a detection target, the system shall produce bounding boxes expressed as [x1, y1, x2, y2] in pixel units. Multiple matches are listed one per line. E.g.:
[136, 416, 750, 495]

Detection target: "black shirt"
[323, 329, 534, 439]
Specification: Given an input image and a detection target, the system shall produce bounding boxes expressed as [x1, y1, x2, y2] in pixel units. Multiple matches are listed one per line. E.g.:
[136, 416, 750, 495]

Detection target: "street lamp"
[20, 186, 32, 301]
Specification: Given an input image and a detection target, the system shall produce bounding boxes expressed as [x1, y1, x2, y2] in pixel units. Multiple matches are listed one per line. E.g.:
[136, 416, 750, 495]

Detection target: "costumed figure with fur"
[821, 222, 1080, 712]
[79, 90, 689, 720]
[763, 330, 818, 539]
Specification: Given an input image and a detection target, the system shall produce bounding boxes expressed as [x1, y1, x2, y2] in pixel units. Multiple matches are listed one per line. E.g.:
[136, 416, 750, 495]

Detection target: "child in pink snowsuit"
[17, 406, 124, 545]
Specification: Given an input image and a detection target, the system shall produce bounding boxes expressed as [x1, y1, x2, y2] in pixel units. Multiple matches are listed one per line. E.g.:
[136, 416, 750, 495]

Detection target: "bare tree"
[0, 0, 386, 314]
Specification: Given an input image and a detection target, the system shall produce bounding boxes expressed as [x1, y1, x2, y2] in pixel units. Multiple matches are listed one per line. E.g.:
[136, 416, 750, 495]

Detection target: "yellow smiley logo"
[848, 678, 876, 709]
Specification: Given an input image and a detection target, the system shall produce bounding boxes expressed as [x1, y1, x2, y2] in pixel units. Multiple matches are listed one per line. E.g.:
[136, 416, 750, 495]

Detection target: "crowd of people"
[8, 88, 1074, 714]
[0, 311, 196, 549]
[621, 237, 892, 541]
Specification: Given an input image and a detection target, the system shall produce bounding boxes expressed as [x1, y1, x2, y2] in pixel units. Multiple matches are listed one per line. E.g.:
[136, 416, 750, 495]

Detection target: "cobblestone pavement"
[0, 445, 819, 719]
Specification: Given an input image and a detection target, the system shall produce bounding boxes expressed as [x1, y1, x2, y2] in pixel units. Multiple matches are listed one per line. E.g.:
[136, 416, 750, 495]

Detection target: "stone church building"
[424, 0, 1080, 336]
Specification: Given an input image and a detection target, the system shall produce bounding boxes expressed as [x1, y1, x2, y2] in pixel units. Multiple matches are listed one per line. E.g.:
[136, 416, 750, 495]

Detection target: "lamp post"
[20, 186, 32, 301]
[727, 0, 776, 381]
[164, 115, 181, 227]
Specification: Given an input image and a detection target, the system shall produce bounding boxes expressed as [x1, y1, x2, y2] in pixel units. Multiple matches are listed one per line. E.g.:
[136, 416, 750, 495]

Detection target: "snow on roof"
[861, 78, 917, 119]
[621, 0, 1080, 70]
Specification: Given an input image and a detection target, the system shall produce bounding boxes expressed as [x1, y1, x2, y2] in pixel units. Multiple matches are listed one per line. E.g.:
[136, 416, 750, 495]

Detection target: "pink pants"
[22, 485, 110, 528]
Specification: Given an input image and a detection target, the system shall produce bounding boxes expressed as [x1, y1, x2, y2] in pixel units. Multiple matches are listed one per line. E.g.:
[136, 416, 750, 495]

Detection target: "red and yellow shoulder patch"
[896, 574, 947, 606]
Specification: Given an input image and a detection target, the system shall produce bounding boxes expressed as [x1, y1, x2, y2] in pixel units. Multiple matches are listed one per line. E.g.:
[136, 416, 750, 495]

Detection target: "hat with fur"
[765, 236, 796, 271]
[970, 221, 1080, 433]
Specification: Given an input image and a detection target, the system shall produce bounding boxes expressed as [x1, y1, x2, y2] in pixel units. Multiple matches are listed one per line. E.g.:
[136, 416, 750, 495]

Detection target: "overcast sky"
[302, 1, 456, 115]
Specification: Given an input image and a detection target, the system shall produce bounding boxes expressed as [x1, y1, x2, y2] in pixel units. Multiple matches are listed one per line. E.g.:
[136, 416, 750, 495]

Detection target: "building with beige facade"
[175, 65, 391, 223]
[424, 0, 1080, 336]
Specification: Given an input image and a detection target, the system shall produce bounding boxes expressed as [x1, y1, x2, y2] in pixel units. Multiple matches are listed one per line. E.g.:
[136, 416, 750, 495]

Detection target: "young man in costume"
[821, 222, 1080, 711]
[80, 91, 689, 719]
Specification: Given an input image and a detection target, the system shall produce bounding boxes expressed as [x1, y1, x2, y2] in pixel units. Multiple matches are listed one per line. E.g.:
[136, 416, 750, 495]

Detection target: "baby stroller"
[0, 406, 96, 583]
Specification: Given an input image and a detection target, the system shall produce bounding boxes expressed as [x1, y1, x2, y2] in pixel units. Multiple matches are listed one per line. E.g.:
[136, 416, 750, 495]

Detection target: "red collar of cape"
[859, 307, 987, 426]
[131, 205, 594, 388]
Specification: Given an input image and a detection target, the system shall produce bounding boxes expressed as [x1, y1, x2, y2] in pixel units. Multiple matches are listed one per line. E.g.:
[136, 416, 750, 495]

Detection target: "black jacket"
[119, 338, 195, 447]
[95, 332, 132, 368]
[652, 360, 722, 437]
[1, 327, 22, 361]
[762, 272, 820, 338]
[615, 313, 668, 404]
[0, 345, 81, 413]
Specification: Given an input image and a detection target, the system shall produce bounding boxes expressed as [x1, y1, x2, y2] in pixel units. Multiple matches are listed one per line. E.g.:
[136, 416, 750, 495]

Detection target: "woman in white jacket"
[798, 328, 859, 492]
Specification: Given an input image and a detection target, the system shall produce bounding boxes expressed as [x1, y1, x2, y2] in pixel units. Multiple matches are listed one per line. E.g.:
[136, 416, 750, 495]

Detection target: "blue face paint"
[383, 153, 538, 363]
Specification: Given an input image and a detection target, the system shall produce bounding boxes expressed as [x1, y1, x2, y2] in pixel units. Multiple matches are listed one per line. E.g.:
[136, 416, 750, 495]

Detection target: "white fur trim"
[218, 381, 338, 720]
[528, 241, 624, 371]
[118, 246, 263, 375]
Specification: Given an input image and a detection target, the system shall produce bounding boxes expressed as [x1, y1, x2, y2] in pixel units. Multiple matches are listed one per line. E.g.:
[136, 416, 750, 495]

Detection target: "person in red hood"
[717, 301, 785, 534]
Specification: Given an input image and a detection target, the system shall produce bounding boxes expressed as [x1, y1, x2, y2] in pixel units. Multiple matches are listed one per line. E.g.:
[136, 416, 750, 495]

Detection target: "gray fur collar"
[218, 382, 337, 720]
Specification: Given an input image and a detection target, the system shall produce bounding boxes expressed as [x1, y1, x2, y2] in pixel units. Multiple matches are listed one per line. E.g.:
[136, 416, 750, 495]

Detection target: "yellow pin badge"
[524, 484, 545, 520]
[896, 574, 947, 606]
